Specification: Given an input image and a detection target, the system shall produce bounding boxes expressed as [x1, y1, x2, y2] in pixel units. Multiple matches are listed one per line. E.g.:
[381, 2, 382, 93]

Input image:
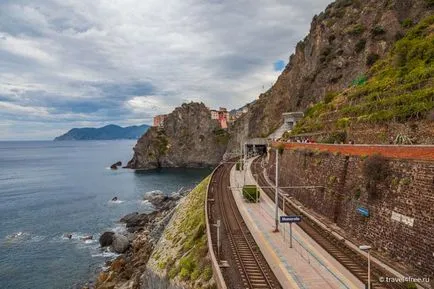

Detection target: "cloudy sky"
[0, 0, 330, 140]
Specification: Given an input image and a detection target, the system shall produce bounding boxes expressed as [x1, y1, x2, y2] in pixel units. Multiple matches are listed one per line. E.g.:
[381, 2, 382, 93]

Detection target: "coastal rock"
[111, 234, 129, 253]
[119, 212, 139, 223]
[120, 211, 160, 233]
[144, 191, 181, 211]
[126, 102, 228, 170]
[110, 161, 122, 169]
[99, 232, 115, 247]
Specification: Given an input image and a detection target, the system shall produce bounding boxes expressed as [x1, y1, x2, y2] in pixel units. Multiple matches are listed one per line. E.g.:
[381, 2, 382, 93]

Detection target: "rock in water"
[110, 161, 122, 169]
[99, 232, 115, 247]
[112, 234, 129, 253]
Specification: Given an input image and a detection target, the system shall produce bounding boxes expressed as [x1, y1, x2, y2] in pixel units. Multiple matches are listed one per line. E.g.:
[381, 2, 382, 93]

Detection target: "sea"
[0, 140, 211, 289]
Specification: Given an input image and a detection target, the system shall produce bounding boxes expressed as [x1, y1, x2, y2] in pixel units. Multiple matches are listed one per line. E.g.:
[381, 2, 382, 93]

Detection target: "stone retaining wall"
[267, 148, 434, 278]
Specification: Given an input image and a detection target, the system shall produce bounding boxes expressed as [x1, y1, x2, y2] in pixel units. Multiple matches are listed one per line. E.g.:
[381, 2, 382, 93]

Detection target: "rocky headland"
[55, 124, 150, 141]
[127, 102, 228, 170]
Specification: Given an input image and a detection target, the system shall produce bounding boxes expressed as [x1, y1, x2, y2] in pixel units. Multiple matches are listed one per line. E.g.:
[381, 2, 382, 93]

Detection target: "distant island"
[54, 124, 150, 141]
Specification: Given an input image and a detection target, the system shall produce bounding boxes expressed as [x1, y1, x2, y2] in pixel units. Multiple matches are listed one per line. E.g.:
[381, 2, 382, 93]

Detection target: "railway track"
[251, 156, 407, 289]
[208, 161, 282, 289]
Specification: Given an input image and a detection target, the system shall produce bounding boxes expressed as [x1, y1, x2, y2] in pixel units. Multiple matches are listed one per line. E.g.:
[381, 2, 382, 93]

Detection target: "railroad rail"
[207, 161, 282, 289]
[251, 156, 407, 289]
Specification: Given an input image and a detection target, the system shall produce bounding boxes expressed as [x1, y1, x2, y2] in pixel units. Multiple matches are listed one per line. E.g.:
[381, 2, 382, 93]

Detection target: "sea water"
[0, 140, 211, 289]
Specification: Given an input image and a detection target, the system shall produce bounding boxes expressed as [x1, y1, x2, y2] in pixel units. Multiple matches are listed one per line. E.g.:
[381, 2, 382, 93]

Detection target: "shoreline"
[81, 190, 188, 289]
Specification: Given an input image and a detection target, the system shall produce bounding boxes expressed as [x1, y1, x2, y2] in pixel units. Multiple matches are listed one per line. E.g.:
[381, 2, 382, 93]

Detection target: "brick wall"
[266, 148, 434, 278]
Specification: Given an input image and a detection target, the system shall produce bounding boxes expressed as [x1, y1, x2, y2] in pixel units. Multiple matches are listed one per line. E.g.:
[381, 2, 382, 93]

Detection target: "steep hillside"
[54, 124, 149, 141]
[291, 15, 434, 144]
[141, 176, 215, 289]
[127, 102, 228, 170]
[227, 0, 432, 151]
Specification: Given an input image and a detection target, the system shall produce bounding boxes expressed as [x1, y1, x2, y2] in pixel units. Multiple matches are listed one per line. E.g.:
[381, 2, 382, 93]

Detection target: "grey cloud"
[0, 0, 331, 140]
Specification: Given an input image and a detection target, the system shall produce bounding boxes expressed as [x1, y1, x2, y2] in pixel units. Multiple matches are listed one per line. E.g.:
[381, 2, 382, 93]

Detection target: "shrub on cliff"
[363, 154, 389, 198]
[323, 131, 347, 144]
[242, 185, 260, 202]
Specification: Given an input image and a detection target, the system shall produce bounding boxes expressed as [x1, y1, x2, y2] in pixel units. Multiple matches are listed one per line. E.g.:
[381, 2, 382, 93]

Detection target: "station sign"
[357, 207, 369, 217]
[280, 215, 302, 223]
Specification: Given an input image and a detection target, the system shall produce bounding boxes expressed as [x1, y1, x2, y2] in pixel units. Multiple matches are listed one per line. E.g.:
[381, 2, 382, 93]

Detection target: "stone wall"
[266, 149, 434, 278]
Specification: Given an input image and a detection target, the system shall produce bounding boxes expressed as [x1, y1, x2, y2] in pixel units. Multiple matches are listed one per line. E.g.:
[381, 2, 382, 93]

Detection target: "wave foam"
[3, 232, 47, 244]
[108, 199, 125, 204]
[144, 189, 163, 196]
[91, 251, 119, 258]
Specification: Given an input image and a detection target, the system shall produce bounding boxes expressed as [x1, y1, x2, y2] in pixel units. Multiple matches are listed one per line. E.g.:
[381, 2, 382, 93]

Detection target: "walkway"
[274, 143, 434, 161]
[230, 158, 364, 289]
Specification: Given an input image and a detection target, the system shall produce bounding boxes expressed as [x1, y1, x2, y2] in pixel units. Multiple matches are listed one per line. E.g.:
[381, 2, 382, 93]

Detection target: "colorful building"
[210, 107, 229, 128]
[218, 107, 228, 129]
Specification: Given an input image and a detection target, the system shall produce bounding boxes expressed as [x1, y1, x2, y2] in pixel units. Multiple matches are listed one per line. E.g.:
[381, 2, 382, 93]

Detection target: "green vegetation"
[400, 177, 412, 186]
[401, 18, 413, 28]
[355, 39, 366, 53]
[213, 128, 229, 145]
[156, 130, 169, 156]
[425, 0, 434, 7]
[291, 15, 434, 136]
[354, 188, 361, 199]
[363, 154, 389, 199]
[324, 91, 338, 103]
[236, 161, 244, 171]
[371, 26, 386, 37]
[336, 117, 350, 129]
[394, 133, 413, 144]
[346, 24, 365, 36]
[277, 143, 285, 154]
[351, 74, 368, 86]
[153, 176, 214, 287]
[324, 131, 347, 144]
[366, 53, 380, 66]
[335, 0, 355, 9]
[242, 185, 260, 202]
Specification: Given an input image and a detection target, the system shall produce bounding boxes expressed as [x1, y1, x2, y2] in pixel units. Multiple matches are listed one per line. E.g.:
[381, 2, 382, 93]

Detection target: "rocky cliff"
[127, 102, 228, 170]
[227, 0, 433, 151]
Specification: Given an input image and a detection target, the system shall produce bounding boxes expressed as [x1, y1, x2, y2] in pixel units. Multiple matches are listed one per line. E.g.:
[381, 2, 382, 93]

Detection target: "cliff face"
[227, 0, 432, 151]
[127, 102, 228, 170]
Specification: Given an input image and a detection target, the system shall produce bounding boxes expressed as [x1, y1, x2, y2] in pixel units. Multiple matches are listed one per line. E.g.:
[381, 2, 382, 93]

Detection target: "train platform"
[230, 157, 364, 289]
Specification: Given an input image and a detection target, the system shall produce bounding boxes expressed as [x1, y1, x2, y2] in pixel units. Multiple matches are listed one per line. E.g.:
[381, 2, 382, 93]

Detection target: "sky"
[0, 0, 330, 140]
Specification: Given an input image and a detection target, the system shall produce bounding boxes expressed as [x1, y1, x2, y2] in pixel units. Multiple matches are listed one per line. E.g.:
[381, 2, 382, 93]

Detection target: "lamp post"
[359, 245, 372, 289]
[274, 148, 279, 232]
[253, 174, 259, 203]
[214, 220, 221, 261]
